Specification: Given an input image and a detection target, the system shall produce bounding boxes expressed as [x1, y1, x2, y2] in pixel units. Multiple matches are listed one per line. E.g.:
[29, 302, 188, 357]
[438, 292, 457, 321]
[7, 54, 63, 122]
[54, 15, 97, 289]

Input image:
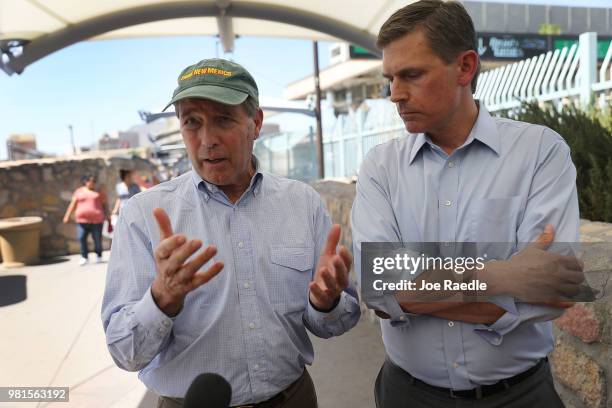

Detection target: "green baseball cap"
[163, 58, 259, 112]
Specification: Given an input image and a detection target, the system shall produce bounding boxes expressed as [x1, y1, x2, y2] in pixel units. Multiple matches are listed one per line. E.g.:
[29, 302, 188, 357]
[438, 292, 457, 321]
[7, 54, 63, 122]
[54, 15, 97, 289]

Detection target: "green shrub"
[503, 101, 612, 222]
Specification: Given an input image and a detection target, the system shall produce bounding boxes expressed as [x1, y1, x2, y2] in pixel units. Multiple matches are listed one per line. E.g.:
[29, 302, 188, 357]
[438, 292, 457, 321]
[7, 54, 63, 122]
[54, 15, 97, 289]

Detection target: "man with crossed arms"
[352, 1, 584, 407]
[102, 58, 360, 408]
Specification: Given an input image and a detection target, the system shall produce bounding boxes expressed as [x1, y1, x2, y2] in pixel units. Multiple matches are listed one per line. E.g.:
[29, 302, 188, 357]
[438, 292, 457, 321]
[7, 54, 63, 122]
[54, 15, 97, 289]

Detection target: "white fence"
[305, 32, 612, 179]
[475, 32, 612, 113]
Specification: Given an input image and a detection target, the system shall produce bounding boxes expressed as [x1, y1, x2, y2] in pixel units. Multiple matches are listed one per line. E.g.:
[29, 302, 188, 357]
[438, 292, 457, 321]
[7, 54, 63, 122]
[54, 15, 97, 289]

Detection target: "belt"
[398, 358, 546, 400]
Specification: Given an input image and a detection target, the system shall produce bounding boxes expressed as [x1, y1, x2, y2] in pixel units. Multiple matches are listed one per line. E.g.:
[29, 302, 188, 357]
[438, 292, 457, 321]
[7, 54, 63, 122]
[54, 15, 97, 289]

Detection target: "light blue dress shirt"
[351, 104, 579, 390]
[101, 165, 360, 405]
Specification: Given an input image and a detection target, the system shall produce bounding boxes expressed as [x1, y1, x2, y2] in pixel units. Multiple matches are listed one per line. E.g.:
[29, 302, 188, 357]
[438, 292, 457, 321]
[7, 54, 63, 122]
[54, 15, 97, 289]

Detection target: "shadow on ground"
[36, 257, 70, 265]
[0, 274, 27, 306]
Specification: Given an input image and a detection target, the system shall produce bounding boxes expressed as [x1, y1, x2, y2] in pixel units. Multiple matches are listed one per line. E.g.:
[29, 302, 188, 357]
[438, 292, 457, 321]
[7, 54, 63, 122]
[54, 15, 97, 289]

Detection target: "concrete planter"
[0, 216, 43, 268]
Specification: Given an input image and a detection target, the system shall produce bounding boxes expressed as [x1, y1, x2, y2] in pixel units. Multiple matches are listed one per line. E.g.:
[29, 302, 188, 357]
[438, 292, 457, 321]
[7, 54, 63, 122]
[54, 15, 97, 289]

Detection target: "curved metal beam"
[2, 1, 380, 75]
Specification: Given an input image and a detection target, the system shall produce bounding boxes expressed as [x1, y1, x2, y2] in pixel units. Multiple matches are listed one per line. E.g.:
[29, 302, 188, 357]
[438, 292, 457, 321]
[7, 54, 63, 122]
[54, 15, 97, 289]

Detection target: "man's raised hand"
[151, 208, 224, 316]
[309, 224, 352, 311]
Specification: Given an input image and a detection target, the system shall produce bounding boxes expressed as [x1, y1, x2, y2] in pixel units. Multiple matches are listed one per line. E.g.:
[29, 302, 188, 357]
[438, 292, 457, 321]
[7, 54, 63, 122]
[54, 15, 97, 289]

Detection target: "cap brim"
[162, 84, 249, 112]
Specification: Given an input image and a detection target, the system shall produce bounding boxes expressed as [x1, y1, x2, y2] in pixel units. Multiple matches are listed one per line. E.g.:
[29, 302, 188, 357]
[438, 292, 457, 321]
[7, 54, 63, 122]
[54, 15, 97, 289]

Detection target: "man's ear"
[456, 50, 479, 89]
[253, 108, 264, 141]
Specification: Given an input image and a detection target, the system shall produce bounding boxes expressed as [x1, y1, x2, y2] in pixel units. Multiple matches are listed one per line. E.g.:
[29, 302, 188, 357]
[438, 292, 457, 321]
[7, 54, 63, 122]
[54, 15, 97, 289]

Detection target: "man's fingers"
[166, 239, 203, 274]
[153, 208, 174, 239]
[556, 268, 585, 285]
[338, 246, 352, 271]
[557, 256, 584, 272]
[309, 281, 329, 302]
[556, 282, 581, 298]
[320, 267, 340, 295]
[331, 255, 349, 289]
[181, 245, 218, 276]
[155, 234, 187, 261]
[191, 261, 224, 289]
[532, 224, 555, 250]
[323, 224, 342, 255]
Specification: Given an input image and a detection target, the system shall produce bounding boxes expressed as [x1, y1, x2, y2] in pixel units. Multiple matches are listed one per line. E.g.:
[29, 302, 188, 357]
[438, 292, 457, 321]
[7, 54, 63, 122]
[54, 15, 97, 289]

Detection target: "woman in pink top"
[63, 175, 111, 266]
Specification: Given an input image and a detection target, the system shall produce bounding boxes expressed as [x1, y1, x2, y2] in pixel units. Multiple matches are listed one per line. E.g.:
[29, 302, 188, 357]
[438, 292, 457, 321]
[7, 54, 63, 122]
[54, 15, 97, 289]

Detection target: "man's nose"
[200, 126, 220, 149]
[389, 81, 408, 104]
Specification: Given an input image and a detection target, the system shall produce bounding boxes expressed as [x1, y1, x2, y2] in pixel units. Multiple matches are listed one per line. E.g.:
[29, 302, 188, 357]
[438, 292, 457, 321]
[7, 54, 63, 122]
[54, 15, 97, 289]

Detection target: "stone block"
[56, 223, 76, 239]
[41, 194, 59, 206]
[580, 222, 612, 235]
[555, 304, 601, 343]
[550, 339, 606, 408]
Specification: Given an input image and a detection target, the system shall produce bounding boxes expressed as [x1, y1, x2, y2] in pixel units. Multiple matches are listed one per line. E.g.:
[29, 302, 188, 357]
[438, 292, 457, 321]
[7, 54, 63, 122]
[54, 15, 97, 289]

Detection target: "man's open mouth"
[204, 158, 227, 164]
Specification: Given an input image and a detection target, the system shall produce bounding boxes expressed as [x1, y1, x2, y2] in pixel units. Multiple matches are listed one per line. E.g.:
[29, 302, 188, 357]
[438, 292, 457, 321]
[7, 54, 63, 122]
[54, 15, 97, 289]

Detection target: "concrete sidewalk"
[0, 253, 385, 408]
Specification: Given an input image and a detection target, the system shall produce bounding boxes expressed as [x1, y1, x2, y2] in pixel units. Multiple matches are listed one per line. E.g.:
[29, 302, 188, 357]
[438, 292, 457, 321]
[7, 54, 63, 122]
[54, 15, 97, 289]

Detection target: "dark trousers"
[76, 223, 103, 258]
[157, 369, 317, 408]
[375, 357, 565, 408]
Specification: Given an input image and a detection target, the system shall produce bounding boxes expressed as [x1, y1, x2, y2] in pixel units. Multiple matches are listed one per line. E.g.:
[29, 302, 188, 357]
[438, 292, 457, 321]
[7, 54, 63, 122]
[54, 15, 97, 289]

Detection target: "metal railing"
[475, 32, 612, 112]
[266, 32, 612, 180]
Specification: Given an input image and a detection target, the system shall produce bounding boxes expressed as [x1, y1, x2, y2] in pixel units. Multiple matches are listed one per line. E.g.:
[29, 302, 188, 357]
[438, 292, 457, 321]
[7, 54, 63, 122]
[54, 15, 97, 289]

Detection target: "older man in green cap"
[101, 58, 361, 408]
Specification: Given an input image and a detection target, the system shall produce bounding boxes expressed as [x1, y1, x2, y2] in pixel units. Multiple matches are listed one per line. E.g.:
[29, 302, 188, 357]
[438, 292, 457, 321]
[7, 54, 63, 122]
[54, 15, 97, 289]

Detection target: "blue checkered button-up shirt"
[101, 166, 360, 405]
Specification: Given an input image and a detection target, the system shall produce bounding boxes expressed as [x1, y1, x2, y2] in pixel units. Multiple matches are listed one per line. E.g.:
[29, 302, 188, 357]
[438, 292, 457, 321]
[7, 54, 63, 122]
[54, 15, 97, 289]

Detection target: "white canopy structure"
[0, 0, 416, 75]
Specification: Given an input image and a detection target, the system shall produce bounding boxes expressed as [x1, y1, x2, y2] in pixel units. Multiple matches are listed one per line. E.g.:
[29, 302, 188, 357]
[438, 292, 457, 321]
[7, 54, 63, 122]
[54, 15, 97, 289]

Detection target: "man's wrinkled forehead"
[177, 98, 238, 117]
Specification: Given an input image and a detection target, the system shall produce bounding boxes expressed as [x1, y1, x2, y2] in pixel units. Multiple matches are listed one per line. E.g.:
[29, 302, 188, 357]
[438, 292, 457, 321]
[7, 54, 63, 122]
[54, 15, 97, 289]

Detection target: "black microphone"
[183, 373, 232, 408]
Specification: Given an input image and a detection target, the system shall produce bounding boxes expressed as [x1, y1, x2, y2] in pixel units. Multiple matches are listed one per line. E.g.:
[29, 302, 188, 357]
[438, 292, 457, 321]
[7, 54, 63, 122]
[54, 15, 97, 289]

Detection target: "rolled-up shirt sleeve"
[351, 148, 410, 324]
[101, 200, 173, 372]
[476, 129, 580, 344]
[303, 190, 360, 338]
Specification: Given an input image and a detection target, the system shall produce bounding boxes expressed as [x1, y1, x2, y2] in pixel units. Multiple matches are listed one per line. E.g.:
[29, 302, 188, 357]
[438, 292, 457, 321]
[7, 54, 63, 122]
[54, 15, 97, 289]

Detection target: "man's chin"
[403, 121, 426, 134]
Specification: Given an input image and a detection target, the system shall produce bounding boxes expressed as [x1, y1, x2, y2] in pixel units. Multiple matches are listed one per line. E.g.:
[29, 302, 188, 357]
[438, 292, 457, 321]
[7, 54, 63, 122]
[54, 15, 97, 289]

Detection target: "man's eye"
[218, 117, 235, 125]
[183, 118, 200, 129]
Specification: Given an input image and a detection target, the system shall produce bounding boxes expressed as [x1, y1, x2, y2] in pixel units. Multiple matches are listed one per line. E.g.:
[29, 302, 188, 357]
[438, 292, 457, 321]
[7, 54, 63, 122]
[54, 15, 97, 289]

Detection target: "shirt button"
[453, 362, 459, 368]
[448, 321, 454, 327]
[244, 282, 250, 289]
[249, 322, 256, 329]
[162, 320, 170, 327]
[399, 315, 406, 321]
[238, 242, 244, 249]
[448, 161, 455, 168]
[444, 200, 452, 207]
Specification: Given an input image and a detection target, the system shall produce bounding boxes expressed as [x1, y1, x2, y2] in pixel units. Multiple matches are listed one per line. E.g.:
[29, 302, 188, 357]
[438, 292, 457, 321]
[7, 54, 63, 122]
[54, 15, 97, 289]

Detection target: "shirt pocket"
[469, 196, 522, 246]
[268, 245, 314, 311]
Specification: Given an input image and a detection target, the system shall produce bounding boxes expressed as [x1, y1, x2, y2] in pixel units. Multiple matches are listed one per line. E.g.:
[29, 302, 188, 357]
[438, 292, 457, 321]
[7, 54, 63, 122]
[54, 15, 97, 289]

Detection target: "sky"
[1, 0, 611, 160]
[0, 36, 331, 159]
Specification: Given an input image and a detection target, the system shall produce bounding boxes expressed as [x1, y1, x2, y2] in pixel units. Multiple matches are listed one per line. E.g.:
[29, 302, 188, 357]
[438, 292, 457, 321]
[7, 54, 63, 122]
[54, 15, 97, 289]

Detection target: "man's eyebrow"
[179, 108, 195, 118]
[383, 67, 421, 79]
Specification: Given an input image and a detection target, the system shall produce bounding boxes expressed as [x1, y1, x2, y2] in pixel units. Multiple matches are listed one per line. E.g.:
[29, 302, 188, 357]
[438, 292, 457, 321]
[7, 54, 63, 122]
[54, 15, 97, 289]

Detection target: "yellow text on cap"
[180, 67, 233, 81]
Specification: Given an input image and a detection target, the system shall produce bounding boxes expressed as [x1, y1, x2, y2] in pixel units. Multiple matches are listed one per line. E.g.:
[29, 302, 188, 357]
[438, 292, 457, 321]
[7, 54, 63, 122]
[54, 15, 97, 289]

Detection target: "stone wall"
[0, 153, 157, 258]
[312, 180, 612, 408]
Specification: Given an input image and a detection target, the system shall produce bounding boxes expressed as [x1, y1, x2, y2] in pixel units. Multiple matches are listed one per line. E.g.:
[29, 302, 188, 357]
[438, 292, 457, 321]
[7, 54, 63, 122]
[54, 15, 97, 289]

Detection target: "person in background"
[63, 174, 111, 265]
[112, 169, 141, 217]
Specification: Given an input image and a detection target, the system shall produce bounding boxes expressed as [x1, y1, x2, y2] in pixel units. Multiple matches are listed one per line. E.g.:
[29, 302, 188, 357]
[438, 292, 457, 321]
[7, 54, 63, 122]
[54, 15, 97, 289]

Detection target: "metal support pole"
[578, 32, 597, 108]
[313, 41, 324, 179]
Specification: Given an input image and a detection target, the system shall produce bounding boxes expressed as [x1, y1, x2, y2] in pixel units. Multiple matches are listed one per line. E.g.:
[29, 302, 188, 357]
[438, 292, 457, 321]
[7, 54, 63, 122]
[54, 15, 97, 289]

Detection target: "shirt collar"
[191, 155, 264, 202]
[408, 101, 500, 165]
